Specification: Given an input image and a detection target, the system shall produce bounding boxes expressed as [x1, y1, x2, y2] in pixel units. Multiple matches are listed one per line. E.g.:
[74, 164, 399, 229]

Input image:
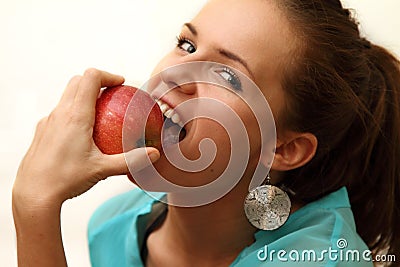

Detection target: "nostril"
[160, 68, 179, 89]
[159, 65, 197, 95]
[165, 81, 180, 90]
[176, 83, 197, 95]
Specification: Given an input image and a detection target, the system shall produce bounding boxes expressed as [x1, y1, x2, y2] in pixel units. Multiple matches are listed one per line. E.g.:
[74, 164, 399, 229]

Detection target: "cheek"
[146, 84, 265, 187]
[151, 118, 233, 187]
[230, 99, 262, 154]
[185, 118, 231, 158]
[260, 84, 286, 133]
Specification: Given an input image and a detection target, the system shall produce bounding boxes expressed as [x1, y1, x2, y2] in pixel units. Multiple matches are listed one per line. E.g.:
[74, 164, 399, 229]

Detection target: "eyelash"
[175, 35, 242, 91]
[219, 67, 242, 91]
[176, 35, 196, 53]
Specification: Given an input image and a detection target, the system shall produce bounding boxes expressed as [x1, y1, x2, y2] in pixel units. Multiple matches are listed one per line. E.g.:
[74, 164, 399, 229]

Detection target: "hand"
[12, 68, 161, 267]
[13, 68, 160, 209]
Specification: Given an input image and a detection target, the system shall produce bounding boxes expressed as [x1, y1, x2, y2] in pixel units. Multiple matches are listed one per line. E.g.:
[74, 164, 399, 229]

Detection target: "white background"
[0, 0, 399, 266]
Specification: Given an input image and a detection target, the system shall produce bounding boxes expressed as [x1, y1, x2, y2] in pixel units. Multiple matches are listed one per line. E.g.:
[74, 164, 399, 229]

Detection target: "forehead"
[192, 0, 294, 88]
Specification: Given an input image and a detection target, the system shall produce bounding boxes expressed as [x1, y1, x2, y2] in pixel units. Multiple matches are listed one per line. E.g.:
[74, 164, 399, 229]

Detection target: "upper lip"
[157, 96, 186, 124]
[157, 96, 193, 133]
[149, 81, 180, 107]
[150, 90, 176, 108]
[156, 96, 175, 109]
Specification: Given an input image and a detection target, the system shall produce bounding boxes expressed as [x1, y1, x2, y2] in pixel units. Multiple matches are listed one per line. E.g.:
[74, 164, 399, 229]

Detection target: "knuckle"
[68, 75, 82, 85]
[49, 104, 89, 127]
[69, 112, 86, 125]
[47, 110, 58, 121]
[84, 68, 101, 80]
[36, 116, 48, 130]
[47, 109, 64, 126]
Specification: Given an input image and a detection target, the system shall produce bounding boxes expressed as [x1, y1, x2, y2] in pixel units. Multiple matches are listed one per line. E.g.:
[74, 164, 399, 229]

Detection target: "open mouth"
[156, 99, 187, 146]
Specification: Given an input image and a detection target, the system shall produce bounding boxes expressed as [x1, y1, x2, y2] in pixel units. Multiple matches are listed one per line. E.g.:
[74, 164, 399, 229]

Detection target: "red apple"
[93, 85, 163, 180]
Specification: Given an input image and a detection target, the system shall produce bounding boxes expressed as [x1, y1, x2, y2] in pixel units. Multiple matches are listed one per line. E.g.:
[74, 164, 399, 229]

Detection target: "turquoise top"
[88, 187, 373, 266]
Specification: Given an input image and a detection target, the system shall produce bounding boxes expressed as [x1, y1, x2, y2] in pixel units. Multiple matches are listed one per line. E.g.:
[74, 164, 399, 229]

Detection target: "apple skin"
[93, 85, 163, 181]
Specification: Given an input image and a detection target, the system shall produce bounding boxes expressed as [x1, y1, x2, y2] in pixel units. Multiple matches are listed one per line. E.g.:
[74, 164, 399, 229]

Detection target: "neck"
[149, 186, 256, 265]
[167, 193, 256, 251]
[146, 171, 304, 266]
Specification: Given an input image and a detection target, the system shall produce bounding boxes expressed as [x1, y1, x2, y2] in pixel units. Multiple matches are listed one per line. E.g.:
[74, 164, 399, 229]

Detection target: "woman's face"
[146, 0, 293, 189]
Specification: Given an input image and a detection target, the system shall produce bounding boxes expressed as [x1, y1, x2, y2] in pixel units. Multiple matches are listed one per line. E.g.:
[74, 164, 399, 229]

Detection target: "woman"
[13, 0, 399, 266]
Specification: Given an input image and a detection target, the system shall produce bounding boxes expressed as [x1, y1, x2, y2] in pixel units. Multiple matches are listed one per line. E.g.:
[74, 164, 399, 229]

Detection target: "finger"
[58, 75, 82, 108]
[33, 116, 48, 140]
[74, 68, 124, 115]
[25, 116, 48, 157]
[100, 147, 160, 178]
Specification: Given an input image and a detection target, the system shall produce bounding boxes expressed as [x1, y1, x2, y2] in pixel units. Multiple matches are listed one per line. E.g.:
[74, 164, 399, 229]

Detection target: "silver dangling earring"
[244, 174, 291, 230]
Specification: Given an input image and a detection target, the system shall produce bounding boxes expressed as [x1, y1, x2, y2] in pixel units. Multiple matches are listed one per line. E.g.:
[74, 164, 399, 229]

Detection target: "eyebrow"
[184, 23, 198, 36]
[183, 23, 254, 79]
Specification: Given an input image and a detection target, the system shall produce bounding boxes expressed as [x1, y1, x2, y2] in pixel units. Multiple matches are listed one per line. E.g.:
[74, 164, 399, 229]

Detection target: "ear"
[267, 131, 318, 171]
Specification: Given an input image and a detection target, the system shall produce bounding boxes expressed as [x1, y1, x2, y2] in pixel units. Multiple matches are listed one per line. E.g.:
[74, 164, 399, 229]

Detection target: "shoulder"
[232, 187, 373, 267]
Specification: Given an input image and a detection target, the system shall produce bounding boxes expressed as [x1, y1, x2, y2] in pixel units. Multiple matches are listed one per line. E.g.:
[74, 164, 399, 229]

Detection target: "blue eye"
[176, 36, 196, 54]
[218, 67, 242, 91]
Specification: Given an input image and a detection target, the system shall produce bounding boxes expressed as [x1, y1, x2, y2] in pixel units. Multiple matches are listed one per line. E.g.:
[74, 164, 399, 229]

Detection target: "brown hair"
[275, 0, 400, 264]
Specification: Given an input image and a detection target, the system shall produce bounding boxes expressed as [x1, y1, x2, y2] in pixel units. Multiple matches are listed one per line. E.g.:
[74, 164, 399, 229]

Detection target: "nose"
[160, 63, 198, 95]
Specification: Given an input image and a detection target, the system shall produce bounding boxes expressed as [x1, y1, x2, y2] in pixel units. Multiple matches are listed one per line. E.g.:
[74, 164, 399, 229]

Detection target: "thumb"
[100, 147, 160, 178]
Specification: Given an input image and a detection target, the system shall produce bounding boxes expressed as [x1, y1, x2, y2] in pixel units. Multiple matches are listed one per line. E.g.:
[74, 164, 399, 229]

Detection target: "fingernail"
[148, 150, 160, 163]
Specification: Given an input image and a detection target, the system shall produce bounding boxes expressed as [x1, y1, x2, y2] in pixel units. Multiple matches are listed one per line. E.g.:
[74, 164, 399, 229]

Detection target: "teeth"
[164, 109, 174, 118]
[157, 99, 184, 128]
[160, 104, 169, 113]
[171, 113, 180, 124]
